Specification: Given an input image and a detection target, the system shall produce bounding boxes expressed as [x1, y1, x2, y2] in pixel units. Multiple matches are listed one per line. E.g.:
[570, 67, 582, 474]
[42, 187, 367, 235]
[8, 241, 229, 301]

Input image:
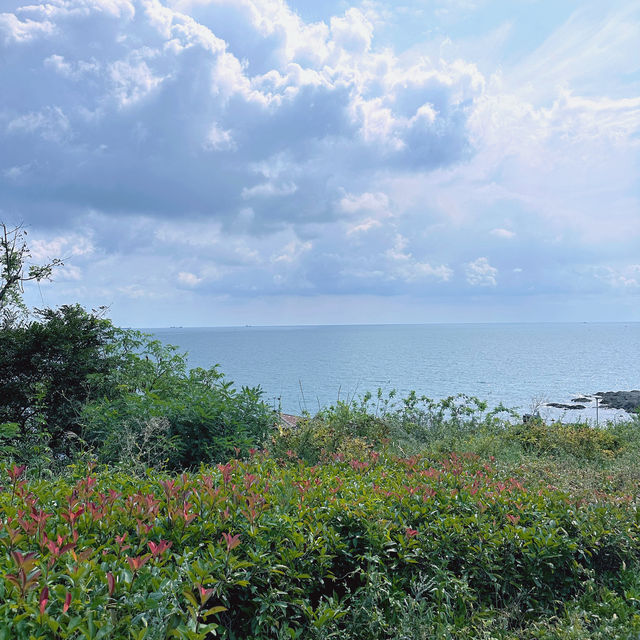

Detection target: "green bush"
[1, 452, 640, 639]
[505, 420, 623, 461]
[0, 305, 275, 471]
[270, 392, 516, 463]
[82, 364, 274, 470]
[0, 305, 120, 459]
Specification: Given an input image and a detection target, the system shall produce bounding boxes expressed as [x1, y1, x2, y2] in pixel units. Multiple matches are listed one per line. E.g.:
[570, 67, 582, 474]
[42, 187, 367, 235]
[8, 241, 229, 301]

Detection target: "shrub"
[505, 420, 623, 460]
[83, 365, 275, 470]
[0, 304, 275, 470]
[1, 452, 640, 639]
[0, 305, 120, 458]
[271, 392, 516, 462]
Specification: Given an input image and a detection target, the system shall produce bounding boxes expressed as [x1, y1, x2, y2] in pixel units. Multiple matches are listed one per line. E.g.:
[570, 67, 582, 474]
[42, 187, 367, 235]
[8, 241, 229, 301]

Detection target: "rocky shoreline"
[545, 390, 640, 414]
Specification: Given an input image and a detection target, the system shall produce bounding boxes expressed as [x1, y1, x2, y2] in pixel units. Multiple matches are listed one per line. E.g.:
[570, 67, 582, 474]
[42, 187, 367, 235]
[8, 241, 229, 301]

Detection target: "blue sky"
[1, 0, 639, 326]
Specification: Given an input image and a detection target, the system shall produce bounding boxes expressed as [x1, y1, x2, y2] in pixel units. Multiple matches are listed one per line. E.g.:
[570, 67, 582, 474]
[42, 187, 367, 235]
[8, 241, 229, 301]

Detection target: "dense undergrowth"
[2, 404, 640, 639]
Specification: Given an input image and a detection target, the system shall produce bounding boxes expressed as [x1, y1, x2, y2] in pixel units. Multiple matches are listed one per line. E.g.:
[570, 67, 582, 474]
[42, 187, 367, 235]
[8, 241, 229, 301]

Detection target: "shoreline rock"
[595, 391, 640, 413]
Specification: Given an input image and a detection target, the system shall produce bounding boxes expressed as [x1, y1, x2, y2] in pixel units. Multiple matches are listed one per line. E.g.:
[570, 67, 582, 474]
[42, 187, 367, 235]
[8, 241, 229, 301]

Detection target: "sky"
[1, 0, 639, 326]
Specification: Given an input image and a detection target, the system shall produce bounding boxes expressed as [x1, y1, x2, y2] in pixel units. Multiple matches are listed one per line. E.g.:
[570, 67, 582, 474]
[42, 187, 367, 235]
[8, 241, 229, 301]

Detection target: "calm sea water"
[147, 323, 640, 422]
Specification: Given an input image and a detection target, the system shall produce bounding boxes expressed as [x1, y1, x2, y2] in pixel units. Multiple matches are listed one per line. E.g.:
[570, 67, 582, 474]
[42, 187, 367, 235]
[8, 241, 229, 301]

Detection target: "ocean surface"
[147, 323, 640, 422]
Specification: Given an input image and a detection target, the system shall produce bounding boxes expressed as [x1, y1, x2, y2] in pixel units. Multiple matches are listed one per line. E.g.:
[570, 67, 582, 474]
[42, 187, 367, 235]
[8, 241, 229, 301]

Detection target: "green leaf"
[203, 606, 227, 619]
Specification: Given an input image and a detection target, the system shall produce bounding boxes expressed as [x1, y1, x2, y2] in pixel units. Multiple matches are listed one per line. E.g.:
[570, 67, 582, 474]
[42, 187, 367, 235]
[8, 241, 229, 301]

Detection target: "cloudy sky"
[2, 0, 639, 326]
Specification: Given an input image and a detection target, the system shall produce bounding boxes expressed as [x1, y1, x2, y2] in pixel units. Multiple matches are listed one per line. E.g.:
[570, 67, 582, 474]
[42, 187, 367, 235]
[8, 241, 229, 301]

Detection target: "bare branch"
[1, 222, 64, 327]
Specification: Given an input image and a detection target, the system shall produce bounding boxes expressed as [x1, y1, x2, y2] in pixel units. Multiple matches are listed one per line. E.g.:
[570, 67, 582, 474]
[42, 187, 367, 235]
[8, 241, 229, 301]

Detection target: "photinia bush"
[1, 452, 640, 639]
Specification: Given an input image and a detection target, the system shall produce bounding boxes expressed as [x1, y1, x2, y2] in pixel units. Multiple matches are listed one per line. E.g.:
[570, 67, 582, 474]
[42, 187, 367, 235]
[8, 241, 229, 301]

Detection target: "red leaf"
[220, 532, 241, 552]
[107, 572, 115, 597]
[39, 586, 49, 616]
[8, 465, 26, 481]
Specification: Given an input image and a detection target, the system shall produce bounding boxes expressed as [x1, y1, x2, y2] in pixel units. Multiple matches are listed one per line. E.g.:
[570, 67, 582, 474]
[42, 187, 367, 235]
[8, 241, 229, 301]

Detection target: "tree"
[0, 305, 120, 456]
[1, 304, 275, 467]
[0, 221, 274, 469]
[1, 222, 63, 328]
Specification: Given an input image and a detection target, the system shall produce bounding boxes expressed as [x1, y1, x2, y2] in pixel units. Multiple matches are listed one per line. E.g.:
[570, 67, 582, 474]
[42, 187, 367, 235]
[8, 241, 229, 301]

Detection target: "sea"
[147, 323, 640, 423]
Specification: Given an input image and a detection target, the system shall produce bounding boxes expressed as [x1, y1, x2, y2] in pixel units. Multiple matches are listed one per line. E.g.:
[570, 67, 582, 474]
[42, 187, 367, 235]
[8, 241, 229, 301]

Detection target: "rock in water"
[546, 402, 585, 410]
[595, 391, 640, 413]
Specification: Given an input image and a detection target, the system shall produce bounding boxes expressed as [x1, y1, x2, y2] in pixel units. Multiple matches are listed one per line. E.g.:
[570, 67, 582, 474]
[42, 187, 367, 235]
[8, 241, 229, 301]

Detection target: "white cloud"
[395, 260, 453, 282]
[30, 235, 94, 261]
[272, 238, 312, 263]
[346, 217, 382, 235]
[56, 264, 83, 282]
[7, 107, 70, 142]
[490, 228, 515, 239]
[466, 257, 497, 286]
[0, 12, 55, 43]
[340, 191, 389, 214]
[177, 271, 202, 286]
[3, 164, 29, 180]
[204, 123, 235, 150]
[385, 234, 452, 282]
[594, 265, 640, 289]
[242, 181, 298, 199]
[512, 3, 640, 100]
[110, 58, 166, 108]
[330, 8, 372, 54]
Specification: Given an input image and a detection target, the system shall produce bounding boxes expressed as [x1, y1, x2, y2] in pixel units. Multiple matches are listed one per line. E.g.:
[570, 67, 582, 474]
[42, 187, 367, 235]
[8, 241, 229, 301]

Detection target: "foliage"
[1, 451, 640, 639]
[271, 391, 517, 463]
[82, 363, 275, 470]
[0, 305, 120, 460]
[505, 420, 623, 460]
[0, 222, 63, 329]
[0, 306, 274, 469]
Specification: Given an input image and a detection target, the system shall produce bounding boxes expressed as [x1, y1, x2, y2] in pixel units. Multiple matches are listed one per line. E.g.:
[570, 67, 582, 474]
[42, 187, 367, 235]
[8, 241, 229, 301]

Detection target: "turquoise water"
[148, 323, 640, 421]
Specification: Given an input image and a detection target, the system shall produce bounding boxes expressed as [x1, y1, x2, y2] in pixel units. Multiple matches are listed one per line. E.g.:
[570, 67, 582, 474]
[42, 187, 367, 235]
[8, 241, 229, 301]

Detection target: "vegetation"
[0, 305, 274, 473]
[2, 223, 640, 638]
[2, 434, 640, 639]
[1, 223, 63, 329]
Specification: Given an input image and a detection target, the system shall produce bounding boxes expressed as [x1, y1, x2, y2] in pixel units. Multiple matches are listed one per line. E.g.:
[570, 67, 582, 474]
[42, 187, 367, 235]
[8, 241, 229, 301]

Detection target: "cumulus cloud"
[177, 271, 203, 287]
[0, 0, 481, 225]
[466, 257, 497, 287]
[30, 234, 95, 261]
[1, 0, 639, 323]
